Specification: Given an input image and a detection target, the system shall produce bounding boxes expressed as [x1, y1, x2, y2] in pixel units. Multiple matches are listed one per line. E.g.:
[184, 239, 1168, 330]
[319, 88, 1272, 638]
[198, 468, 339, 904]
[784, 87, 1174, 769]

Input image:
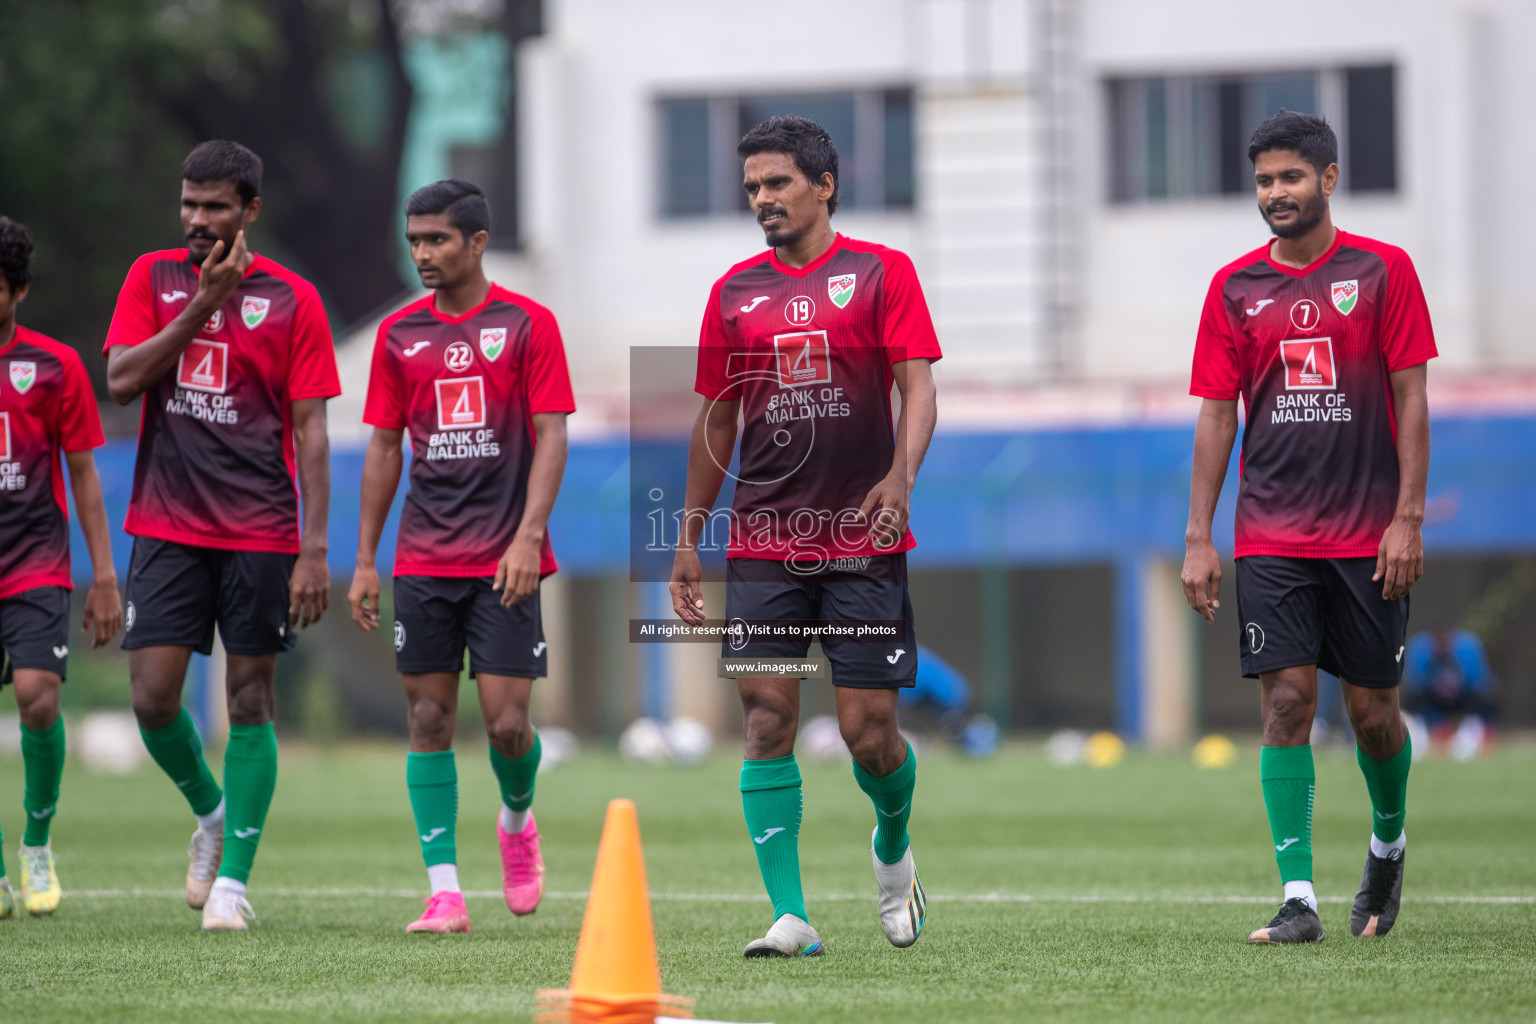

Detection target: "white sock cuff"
[1370, 830, 1407, 859]
[210, 876, 246, 897]
[427, 862, 462, 894]
[196, 797, 227, 831]
[1283, 879, 1317, 911]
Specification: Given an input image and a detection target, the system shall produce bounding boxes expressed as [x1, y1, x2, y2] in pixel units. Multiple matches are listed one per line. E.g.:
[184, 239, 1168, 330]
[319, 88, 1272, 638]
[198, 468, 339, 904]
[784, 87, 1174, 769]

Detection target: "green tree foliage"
[0, 0, 414, 391]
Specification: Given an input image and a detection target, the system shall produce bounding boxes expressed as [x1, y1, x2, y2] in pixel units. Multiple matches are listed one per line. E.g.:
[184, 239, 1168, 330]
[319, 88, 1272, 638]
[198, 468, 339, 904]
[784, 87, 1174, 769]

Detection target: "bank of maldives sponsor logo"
[479, 327, 506, 362]
[9, 361, 36, 394]
[827, 273, 856, 309]
[772, 330, 831, 388]
[1330, 279, 1359, 316]
[1280, 338, 1336, 390]
[177, 339, 229, 393]
[0, 410, 9, 459]
[240, 295, 271, 329]
[435, 376, 486, 429]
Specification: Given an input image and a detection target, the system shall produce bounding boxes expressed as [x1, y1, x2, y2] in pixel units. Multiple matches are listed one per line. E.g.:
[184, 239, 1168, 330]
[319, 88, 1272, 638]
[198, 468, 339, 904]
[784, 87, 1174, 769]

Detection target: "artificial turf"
[0, 738, 1531, 1023]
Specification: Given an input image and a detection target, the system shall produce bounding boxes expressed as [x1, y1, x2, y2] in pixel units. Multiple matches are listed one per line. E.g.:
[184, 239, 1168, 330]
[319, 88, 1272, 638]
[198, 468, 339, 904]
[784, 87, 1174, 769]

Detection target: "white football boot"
[872, 829, 926, 947]
[743, 913, 826, 958]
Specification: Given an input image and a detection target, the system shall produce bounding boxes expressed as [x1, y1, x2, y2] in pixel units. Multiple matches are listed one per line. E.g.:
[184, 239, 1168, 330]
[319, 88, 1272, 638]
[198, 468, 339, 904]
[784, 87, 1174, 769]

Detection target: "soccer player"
[1181, 111, 1434, 944]
[103, 141, 340, 931]
[348, 179, 573, 934]
[0, 216, 123, 918]
[670, 116, 941, 957]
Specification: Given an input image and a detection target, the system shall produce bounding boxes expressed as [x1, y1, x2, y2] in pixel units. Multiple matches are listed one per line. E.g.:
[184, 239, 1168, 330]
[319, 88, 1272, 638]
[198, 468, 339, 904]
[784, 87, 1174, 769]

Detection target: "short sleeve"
[878, 250, 942, 365]
[1381, 251, 1438, 372]
[286, 284, 341, 401]
[361, 321, 406, 430]
[525, 305, 576, 415]
[693, 278, 739, 400]
[102, 255, 160, 353]
[1190, 272, 1242, 400]
[57, 349, 105, 452]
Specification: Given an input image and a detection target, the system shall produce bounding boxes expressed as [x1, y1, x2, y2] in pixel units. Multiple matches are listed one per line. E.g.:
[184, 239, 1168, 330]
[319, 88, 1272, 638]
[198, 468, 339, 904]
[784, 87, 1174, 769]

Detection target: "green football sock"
[1358, 731, 1412, 843]
[140, 708, 223, 817]
[741, 755, 806, 923]
[21, 716, 66, 847]
[0, 819, 7, 878]
[489, 731, 541, 812]
[219, 723, 278, 883]
[408, 751, 458, 867]
[853, 741, 917, 865]
[1260, 744, 1315, 885]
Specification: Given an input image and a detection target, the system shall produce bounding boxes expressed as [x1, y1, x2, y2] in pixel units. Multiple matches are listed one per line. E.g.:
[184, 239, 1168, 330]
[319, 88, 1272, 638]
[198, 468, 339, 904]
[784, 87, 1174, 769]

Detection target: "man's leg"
[13, 670, 64, 915]
[212, 654, 278, 899]
[480, 673, 543, 915]
[1249, 665, 1325, 943]
[1344, 680, 1410, 936]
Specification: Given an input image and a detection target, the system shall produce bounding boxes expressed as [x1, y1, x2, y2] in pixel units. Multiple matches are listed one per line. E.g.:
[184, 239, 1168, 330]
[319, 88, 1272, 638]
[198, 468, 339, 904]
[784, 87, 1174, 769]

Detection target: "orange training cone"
[536, 799, 692, 1023]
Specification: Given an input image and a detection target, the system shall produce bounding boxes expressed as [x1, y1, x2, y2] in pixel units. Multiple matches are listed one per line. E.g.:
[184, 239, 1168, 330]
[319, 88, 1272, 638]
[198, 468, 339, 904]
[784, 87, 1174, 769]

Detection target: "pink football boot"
[498, 812, 545, 915]
[406, 890, 471, 933]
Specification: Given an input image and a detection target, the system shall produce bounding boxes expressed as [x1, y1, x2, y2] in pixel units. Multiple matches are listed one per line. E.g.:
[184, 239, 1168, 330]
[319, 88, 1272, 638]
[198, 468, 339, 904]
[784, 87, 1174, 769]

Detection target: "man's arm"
[1375, 362, 1429, 599]
[290, 396, 330, 628]
[106, 232, 252, 404]
[64, 449, 123, 647]
[856, 357, 937, 549]
[670, 396, 739, 624]
[348, 427, 404, 631]
[1180, 398, 1239, 623]
[494, 412, 569, 608]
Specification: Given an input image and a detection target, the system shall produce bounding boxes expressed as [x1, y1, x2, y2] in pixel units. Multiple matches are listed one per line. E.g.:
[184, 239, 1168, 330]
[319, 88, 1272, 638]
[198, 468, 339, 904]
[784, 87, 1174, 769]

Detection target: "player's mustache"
[1266, 202, 1298, 215]
[758, 207, 787, 223]
[185, 229, 219, 242]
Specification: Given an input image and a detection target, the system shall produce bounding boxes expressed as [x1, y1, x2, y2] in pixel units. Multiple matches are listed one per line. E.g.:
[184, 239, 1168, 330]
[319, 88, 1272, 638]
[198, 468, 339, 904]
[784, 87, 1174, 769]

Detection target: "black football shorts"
[723, 554, 917, 688]
[0, 586, 71, 685]
[392, 575, 547, 678]
[1234, 555, 1408, 688]
[123, 537, 298, 657]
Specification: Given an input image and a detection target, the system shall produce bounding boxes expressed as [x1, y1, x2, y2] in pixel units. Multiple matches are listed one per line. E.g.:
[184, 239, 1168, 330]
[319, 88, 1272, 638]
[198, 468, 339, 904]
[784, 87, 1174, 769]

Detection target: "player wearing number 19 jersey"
[104, 142, 340, 931]
[349, 180, 574, 934]
[1182, 112, 1434, 944]
[671, 117, 940, 958]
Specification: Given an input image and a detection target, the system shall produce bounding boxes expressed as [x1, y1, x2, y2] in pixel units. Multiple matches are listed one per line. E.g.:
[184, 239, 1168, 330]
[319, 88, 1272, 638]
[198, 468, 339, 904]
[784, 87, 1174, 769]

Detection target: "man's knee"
[838, 699, 902, 770]
[225, 663, 276, 725]
[1346, 687, 1403, 751]
[485, 706, 531, 755]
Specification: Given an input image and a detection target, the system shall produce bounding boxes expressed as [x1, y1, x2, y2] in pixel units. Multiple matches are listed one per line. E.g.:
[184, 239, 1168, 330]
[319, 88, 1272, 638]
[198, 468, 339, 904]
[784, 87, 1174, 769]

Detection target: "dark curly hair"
[738, 115, 841, 216]
[0, 216, 33, 293]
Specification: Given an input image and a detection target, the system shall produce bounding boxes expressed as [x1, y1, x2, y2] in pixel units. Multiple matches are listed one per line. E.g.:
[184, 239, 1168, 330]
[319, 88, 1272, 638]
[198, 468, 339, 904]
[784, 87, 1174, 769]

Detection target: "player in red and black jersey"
[1182, 112, 1433, 944]
[103, 142, 340, 931]
[0, 217, 122, 918]
[671, 117, 940, 958]
[348, 180, 574, 934]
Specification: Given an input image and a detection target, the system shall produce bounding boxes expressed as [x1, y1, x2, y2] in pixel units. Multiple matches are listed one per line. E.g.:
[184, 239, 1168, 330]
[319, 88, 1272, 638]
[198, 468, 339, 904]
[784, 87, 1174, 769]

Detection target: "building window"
[658, 88, 915, 218]
[1106, 66, 1396, 202]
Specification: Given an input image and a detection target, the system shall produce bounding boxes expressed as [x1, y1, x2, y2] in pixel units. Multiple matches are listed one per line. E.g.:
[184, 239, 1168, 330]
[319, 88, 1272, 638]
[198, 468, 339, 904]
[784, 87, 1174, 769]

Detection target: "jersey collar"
[1263, 228, 1347, 279]
[428, 284, 498, 324]
[766, 233, 844, 278]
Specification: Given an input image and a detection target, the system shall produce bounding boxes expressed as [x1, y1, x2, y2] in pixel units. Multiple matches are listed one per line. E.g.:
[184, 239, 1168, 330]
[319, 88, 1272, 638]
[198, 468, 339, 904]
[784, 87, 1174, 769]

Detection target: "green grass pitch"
[0, 739, 1532, 1023]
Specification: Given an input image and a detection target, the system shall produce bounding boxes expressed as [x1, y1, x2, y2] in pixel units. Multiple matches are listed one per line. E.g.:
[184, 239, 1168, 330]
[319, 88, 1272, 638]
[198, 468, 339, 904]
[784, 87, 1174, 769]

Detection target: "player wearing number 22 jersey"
[673, 116, 940, 961]
[1183, 112, 1434, 948]
[353, 179, 574, 935]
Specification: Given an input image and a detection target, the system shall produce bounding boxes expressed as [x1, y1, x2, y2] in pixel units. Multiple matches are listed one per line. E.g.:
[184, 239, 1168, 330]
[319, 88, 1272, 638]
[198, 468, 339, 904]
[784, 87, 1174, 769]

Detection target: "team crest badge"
[479, 327, 506, 362]
[9, 361, 36, 394]
[241, 295, 271, 329]
[827, 273, 856, 309]
[1330, 280, 1359, 316]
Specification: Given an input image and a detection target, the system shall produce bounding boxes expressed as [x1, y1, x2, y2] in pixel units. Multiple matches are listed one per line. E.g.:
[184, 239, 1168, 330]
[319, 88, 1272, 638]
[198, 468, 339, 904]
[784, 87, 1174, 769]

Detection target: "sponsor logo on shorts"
[886, 648, 907, 664]
[1246, 622, 1265, 653]
[53, 645, 68, 659]
[394, 620, 406, 652]
[125, 602, 136, 632]
[532, 641, 547, 657]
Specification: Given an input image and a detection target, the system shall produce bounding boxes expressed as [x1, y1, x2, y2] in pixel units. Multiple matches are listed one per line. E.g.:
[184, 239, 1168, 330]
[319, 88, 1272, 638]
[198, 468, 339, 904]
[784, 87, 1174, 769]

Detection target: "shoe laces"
[506, 825, 541, 878]
[206, 886, 255, 923]
[188, 827, 221, 878]
[422, 890, 464, 917]
[20, 847, 54, 892]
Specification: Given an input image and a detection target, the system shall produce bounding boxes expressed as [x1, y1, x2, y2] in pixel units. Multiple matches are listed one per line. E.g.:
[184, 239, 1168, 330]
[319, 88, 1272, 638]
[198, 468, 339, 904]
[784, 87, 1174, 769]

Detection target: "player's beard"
[185, 230, 223, 266]
[1263, 189, 1328, 239]
[764, 225, 802, 248]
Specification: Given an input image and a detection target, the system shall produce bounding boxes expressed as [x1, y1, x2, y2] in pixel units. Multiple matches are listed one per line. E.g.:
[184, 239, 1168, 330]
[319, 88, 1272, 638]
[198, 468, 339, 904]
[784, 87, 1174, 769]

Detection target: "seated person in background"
[1402, 629, 1497, 757]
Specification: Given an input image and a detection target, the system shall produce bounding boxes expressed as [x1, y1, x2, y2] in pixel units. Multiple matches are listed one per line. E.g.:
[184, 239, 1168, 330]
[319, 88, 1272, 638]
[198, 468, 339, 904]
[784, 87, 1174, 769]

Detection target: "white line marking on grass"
[64, 888, 1536, 905]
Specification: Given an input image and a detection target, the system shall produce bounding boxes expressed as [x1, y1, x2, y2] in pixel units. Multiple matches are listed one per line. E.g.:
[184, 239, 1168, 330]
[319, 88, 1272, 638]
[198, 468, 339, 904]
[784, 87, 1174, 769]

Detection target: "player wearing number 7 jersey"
[1181, 111, 1436, 945]
[348, 179, 575, 934]
[670, 116, 941, 958]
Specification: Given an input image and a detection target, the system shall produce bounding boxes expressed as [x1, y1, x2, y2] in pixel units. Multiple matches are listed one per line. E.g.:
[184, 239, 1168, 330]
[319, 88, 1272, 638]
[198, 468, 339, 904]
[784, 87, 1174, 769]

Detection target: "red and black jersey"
[0, 326, 105, 599]
[1191, 229, 1437, 558]
[695, 235, 942, 561]
[103, 250, 340, 554]
[363, 285, 576, 578]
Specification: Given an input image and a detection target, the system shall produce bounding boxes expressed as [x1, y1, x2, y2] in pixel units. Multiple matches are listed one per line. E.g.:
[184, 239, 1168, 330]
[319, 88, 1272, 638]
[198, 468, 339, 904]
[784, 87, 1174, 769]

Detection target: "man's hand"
[1374, 516, 1424, 599]
[289, 547, 330, 628]
[493, 535, 542, 608]
[348, 564, 381, 631]
[1181, 537, 1223, 623]
[857, 472, 909, 550]
[81, 577, 123, 648]
[670, 548, 706, 625]
[193, 230, 252, 314]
